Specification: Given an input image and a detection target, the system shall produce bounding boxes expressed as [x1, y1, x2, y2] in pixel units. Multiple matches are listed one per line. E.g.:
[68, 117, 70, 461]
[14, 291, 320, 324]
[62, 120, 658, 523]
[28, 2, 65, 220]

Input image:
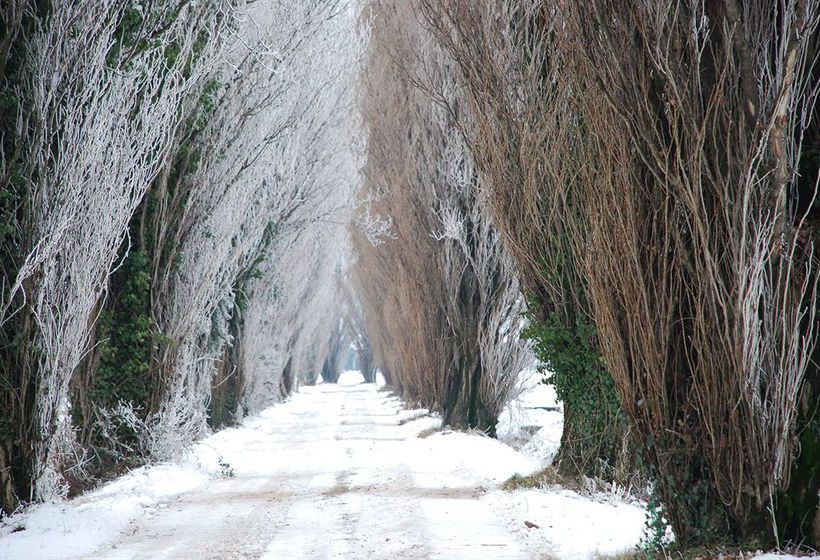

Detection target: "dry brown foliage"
[419, 0, 820, 545]
[416, 0, 635, 479]
[558, 0, 820, 543]
[353, 0, 530, 433]
[417, 0, 585, 317]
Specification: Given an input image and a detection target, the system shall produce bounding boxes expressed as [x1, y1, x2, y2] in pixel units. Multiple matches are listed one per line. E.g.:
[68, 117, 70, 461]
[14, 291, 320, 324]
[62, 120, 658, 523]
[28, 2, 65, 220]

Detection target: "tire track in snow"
[85, 383, 541, 560]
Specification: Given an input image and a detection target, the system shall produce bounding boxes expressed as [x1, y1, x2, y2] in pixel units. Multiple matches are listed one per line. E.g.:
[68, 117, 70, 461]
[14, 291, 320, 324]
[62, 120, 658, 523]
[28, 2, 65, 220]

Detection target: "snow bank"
[0, 463, 211, 560]
[754, 555, 812, 560]
[486, 488, 645, 559]
[0, 405, 287, 559]
[492, 369, 647, 559]
[407, 429, 541, 489]
[497, 368, 563, 466]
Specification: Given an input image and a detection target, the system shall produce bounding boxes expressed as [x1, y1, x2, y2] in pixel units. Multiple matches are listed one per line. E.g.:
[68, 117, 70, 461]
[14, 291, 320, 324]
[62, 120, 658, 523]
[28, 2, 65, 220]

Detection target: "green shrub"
[641, 489, 672, 557]
[91, 249, 154, 411]
[523, 310, 629, 479]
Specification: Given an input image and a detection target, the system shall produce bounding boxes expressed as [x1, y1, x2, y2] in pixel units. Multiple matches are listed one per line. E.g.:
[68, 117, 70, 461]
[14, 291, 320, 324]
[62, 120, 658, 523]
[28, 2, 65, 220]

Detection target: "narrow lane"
[91, 382, 536, 560]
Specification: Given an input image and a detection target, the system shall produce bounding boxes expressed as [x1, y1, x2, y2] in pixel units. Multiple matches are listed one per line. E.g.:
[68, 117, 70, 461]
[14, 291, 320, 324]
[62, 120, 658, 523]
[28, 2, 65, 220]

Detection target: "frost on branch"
[146, 0, 362, 456]
[0, 0, 226, 504]
[0, 0, 362, 509]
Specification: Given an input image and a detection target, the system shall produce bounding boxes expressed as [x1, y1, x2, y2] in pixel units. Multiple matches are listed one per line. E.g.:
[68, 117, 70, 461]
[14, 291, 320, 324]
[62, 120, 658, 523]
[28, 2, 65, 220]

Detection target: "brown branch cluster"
[416, 0, 635, 480]
[353, 0, 530, 433]
[561, 0, 820, 540]
[419, 0, 820, 544]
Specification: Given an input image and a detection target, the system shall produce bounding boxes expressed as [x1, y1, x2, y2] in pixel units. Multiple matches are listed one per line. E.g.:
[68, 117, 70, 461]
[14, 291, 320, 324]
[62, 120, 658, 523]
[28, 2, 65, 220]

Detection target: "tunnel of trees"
[1, 0, 819, 551]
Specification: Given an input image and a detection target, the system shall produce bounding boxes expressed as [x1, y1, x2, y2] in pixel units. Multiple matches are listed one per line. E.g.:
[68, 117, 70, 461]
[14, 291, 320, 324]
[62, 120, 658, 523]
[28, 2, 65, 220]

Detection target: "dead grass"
[594, 542, 819, 560]
[396, 411, 429, 426]
[501, 467, 566, 491]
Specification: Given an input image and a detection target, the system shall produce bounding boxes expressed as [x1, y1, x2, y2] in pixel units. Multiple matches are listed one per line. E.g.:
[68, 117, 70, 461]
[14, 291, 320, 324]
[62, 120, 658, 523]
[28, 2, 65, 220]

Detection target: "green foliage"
[167, 78, 221, 193]
[0, 87, 18, 112]
[641, 489, 672, 557]
[109, 3, 191, 67]
[0, 163, 24, 259]
[217, 456, 235, 478]
[775, 382, 820, 546]
[119, 6, 145, 49]
[522, 310, 626, 476]
[0, 7, 37, 513]
[186, 79, 221, 139]
[0, 80, 25, 262]
[107, 5, 148, 66]
[108, 2, 214, 71]
[91, 249, 155, 411]
[635, 427, 729, 546]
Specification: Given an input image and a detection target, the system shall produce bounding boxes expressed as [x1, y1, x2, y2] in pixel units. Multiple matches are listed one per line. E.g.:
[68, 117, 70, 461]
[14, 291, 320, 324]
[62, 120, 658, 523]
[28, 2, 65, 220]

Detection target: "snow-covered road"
[95, 383, 534, 560]
[1, 375, 649, 560]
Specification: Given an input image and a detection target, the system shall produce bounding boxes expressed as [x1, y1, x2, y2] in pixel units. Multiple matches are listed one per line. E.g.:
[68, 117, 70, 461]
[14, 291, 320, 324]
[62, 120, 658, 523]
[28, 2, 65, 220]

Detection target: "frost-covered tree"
[0, 0, 228, 510]
[139, 0, 362, 458]
[239, 226, 346, 406]
[0, 0, 362, 511]
[340, 273, 377, 383]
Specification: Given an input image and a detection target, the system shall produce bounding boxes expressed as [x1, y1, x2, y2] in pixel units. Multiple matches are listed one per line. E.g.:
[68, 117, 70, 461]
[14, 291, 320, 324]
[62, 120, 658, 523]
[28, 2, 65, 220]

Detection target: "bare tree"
[341, 272, 377, 383]
[558, 0, 820, 544]
[416, 0, 634, 479]
[419, 0, 820, 544]
[354, 0, 531, 434]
